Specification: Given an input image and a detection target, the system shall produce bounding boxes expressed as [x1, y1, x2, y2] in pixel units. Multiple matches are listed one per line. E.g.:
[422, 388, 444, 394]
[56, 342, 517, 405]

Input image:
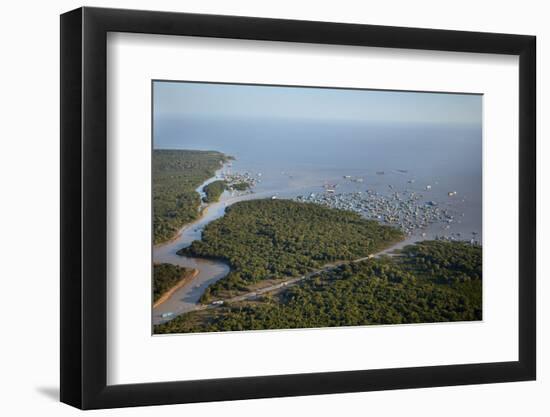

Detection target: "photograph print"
[152, 81, 482, 335]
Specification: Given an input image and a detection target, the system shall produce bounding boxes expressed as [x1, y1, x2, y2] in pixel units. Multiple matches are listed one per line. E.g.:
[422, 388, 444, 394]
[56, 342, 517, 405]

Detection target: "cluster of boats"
[220, 170, 257, 191]
[295, 189, 458, 237]
[221, 166, 479, 244]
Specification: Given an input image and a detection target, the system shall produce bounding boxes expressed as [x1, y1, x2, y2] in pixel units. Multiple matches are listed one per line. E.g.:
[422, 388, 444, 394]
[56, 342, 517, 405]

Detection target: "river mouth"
[152, 170, 231, 325]
[151, 169, 338, 325]
[152, 169, 276, 325]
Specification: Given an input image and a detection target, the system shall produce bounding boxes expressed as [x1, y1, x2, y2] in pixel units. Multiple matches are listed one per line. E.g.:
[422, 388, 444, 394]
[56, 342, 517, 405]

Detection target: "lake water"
[154, 116, 482, 240]
[152, 116, 482, 324]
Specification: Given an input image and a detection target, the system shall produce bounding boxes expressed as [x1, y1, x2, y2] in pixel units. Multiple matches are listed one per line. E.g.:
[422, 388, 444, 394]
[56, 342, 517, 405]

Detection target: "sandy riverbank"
[153, 268, 199, 308]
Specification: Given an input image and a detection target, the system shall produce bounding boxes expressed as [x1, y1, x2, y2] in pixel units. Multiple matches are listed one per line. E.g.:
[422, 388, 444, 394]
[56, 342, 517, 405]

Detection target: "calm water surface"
[152, 117, 482, 324]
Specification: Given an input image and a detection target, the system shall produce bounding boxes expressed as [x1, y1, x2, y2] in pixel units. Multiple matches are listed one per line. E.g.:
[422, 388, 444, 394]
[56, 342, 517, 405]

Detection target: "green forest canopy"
[153, 149, 231, 244]
[203, 180, 227, 203]
[156, 240, 482, 333]
[179, 199, 404, 300]
[153, 263, 193, 302]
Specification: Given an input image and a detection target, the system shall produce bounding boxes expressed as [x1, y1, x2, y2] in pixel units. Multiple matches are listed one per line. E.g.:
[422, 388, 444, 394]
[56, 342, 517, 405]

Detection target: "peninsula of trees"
[155, 240, 482, 333]
[203, 180, 227, 203]
[178, 199, 404, 301]
[153, 263, 194, 303]
[153, 149, 232, 244]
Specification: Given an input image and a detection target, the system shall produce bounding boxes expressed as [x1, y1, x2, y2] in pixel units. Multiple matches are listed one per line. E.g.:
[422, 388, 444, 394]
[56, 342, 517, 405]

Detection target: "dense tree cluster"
[153, 150, 231, 244]
[203, 180, 227, 203]
[399, 240, 482, 284]
[153, 263, 193, 302]
[178, 199, 404, 300]
[155, 241, 482, 334]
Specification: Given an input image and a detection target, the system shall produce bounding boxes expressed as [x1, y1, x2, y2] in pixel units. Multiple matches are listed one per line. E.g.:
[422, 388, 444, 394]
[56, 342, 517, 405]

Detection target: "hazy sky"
[154, 81, 482, 125]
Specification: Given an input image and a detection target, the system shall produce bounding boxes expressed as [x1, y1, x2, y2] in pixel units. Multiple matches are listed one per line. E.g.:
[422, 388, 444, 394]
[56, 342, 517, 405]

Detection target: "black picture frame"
[60, 6, 536, 410]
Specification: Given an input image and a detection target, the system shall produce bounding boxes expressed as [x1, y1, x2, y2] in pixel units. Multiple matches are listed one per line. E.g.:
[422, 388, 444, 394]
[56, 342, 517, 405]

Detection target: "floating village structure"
[223, 166, 478, 244]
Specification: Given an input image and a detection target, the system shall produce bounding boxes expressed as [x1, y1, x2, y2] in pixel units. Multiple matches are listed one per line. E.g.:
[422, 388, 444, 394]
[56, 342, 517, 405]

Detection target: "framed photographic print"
[60, 7, 536, 409]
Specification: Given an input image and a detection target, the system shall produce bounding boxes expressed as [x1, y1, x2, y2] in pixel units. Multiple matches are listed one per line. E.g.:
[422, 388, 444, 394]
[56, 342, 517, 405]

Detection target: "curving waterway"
[152, 170, 277, 325]
[153, 119, 483, 326]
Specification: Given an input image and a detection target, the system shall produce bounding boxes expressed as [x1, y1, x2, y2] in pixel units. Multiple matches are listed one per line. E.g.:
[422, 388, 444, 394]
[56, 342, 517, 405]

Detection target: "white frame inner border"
[106, 32, 519, 385]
